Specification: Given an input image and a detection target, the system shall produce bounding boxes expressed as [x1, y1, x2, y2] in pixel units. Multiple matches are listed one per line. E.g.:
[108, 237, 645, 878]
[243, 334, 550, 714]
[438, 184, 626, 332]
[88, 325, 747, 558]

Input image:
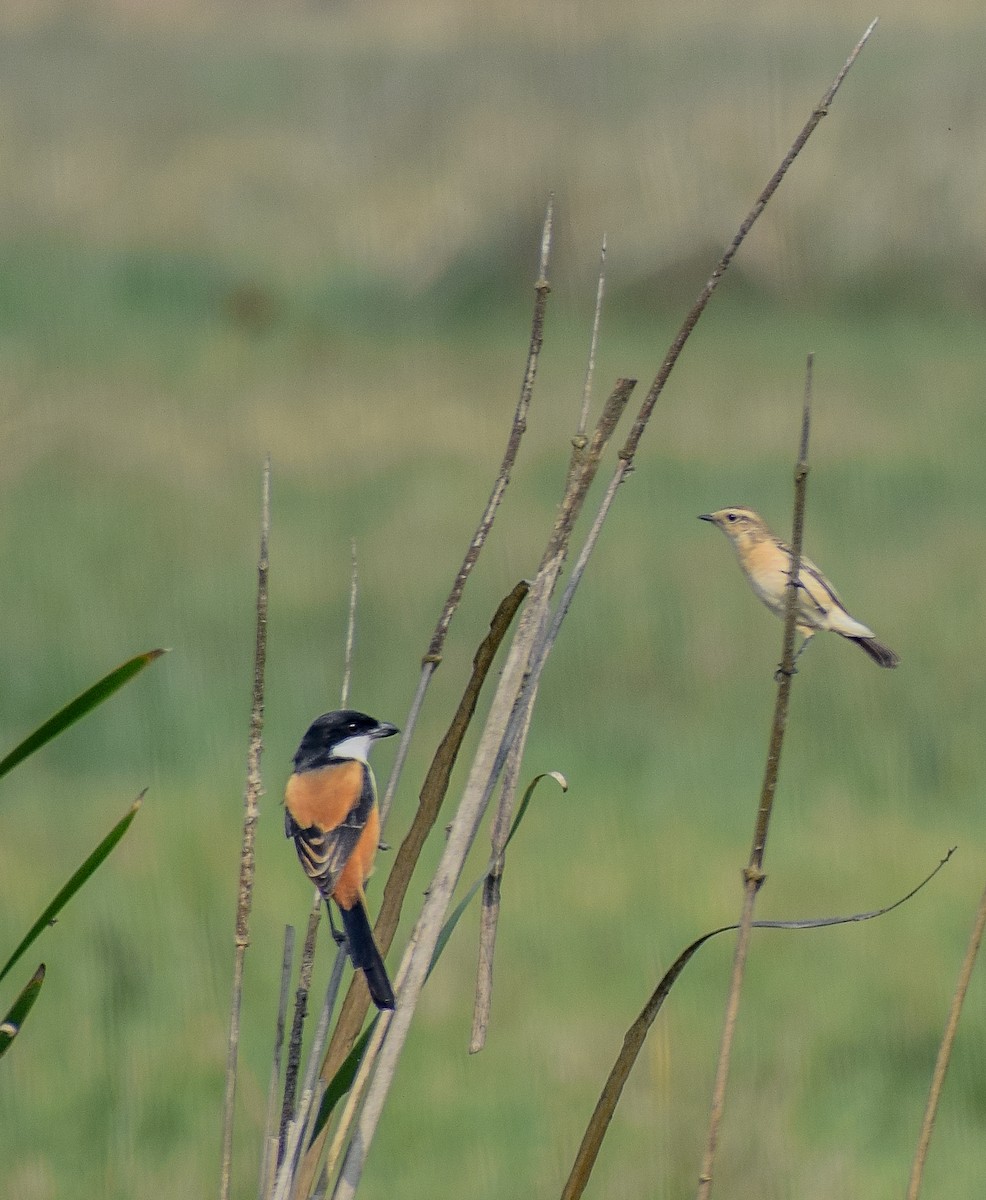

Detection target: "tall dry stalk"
[906, 877, 986, 1200]
[220, 455, 271, 1200]
[695, 359, 812, 1199]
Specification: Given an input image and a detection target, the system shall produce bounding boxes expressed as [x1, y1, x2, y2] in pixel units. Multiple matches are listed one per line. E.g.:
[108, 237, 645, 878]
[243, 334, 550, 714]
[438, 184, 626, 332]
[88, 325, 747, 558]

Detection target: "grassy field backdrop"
[2, 2, 986, 1198]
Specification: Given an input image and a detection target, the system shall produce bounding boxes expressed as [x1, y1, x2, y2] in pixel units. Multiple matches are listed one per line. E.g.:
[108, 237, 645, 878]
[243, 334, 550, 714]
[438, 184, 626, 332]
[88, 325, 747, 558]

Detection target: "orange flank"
[333, 804, 380, 909]
[284, 760, 363, 830]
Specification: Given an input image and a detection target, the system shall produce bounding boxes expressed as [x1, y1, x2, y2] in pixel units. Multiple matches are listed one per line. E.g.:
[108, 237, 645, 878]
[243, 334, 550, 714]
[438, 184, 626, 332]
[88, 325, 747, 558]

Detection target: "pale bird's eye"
[726, 512, 738, 523]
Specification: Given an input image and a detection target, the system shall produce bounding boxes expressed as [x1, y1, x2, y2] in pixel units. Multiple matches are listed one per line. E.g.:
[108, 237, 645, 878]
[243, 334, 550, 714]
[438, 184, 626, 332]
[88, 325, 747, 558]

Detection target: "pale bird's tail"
[846, 636, 900, 669]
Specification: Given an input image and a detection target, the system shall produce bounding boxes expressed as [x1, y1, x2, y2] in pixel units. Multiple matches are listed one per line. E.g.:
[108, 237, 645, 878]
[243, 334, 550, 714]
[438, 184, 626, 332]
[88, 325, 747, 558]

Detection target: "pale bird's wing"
[777, 540, 873, 637]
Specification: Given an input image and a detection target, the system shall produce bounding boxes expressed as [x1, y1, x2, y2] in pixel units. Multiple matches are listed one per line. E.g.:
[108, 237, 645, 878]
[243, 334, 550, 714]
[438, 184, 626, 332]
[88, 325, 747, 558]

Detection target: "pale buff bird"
[700, 506, 899, 668]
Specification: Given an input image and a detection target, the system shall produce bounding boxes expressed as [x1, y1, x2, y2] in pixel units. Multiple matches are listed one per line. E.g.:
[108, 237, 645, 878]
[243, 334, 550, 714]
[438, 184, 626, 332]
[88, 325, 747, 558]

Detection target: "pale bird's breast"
[740, 539, 789, 616]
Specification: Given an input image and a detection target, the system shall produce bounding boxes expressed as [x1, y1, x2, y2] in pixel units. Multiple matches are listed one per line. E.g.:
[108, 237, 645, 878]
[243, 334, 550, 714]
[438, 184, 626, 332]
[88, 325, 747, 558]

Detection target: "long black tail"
[339, 900, 395, 1011]
[846, 635, 900, 669]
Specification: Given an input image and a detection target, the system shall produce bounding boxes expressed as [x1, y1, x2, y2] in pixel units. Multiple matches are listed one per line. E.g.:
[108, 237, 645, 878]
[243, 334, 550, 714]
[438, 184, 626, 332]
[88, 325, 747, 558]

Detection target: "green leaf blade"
[0, 799, 141, 986]
[0, 963, 46, 1060]
[0, 649, 167, 782]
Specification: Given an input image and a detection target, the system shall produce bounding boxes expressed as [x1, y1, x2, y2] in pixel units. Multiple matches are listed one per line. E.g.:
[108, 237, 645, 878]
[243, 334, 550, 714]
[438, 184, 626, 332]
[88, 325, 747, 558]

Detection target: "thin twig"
[469, 697, 536, 1053]
[340, 541, 358, 710]
[617, 19, 877, 487]
[306, 535, 362, 1053]
[561, 848, 954, 1200]
[377, 196, 554, 828]
[695, 356, 813, 1200]
[907, 874, 986, 1200]
[259, 927, 296, 1200]
[220, 454, 271, 1200]
[468, 358, 627, 1053]
[577, 235, 607, 439]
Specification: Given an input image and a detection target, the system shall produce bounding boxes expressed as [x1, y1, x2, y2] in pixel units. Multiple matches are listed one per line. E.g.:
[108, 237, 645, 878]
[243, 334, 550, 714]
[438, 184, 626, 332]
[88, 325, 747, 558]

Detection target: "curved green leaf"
[0, 799, 142, 986]
[0, 649, 167, 783]
[430, 770, 567, 975]
[0, 964, 45, 1060]
[309, 1020, 377, 1145]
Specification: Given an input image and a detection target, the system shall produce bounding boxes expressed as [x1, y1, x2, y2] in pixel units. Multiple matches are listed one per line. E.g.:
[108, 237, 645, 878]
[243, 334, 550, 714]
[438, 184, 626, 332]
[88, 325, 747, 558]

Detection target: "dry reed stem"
[376, 197, 554, 828]
[466, 381, 633, 1044]
[695, 357, 813, 1200]
[259, 927, 296, 1200]
[220, 454, 270, 1200]
[618, 19, 876, 474]
[470, 274, 619, 1052]
[272, 950, 348, 1200]
[906, 875, 986, 1200]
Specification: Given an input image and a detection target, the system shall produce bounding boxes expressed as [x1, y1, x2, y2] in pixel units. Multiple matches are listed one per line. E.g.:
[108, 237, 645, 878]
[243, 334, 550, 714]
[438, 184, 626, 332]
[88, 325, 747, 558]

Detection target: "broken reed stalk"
[279, 894, 323, 1159]
[220, 454, 271, 1200]
[259, 927, 296, 1200]
[471, 251, 614, 1053]
[377, 196, 554, 828]
[272, 951, 349, 1200]
[470, 697, 536, 1053]
[906, 877, 986, 1200]
[618, 18, 876, 476]
[329, 378, 634, 1200]
[695, 356, 813, 1200]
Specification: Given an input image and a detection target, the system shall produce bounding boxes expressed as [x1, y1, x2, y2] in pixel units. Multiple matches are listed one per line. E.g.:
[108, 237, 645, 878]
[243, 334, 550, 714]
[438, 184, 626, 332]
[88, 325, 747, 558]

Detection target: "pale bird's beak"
[698, 513, 715, 523]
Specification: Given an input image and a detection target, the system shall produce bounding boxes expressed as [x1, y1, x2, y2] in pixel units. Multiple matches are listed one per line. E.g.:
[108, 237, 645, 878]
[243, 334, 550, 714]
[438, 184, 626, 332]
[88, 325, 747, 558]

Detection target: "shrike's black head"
[292, 709, 399, 773]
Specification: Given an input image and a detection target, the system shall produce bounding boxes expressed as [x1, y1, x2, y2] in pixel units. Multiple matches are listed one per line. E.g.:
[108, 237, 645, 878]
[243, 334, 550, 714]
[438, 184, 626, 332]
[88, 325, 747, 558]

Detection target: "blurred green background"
[1, 1, 985, 1197]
